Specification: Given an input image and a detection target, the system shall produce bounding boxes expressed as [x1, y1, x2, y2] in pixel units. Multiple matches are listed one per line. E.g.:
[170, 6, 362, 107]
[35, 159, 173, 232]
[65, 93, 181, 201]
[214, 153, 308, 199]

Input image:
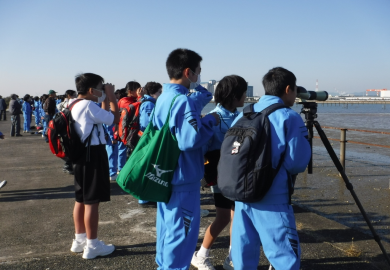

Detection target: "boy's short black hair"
[126, 81, 141, 92]
[214, 75, 247, 108]
[65, 89, 76, 97]
[166, 48, 202, 80]
[75, 73, 105, 95]
[34, 96, 39, 101]
[262, 67, 296, 97]
[144, 82, 162, 96]
[23, 94, 30, 102]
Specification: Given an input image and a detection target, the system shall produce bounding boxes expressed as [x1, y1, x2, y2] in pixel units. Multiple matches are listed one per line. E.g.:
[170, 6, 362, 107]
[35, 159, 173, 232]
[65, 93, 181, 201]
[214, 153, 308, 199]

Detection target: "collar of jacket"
[163, 83, 189, 95]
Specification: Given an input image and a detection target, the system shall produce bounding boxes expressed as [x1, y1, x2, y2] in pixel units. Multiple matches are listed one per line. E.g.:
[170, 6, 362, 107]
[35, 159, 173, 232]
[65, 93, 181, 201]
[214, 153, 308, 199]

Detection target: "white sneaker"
[0, 180, 7, 189]
[70, 239, 86, 253]
[191, 251, 215, 270]
[223, 256, 234, 270]
[82, 240, 115, 259]
[110, 174, 117, 181]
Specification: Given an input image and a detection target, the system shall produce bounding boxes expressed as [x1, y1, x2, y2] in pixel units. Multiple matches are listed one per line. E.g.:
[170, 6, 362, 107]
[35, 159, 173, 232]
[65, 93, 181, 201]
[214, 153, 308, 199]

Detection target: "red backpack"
[118, 101, 142, 150]
[47, 99, 88, 162]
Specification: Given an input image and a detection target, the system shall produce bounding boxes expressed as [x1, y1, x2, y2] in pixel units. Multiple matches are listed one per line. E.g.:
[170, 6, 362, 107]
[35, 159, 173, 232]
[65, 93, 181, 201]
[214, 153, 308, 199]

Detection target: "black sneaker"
[15, 134, 23, 137]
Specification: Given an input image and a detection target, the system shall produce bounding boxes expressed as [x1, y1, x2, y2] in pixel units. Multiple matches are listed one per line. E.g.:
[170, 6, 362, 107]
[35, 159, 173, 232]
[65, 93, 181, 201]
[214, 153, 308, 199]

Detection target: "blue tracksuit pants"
[23, 113, 31, 131]
[117, 141, 126, 171]
[231, 203, 300, 270]
[34, 110, 40, 126]
[106, 141, 127, 177]
[156, 189, 200, 270]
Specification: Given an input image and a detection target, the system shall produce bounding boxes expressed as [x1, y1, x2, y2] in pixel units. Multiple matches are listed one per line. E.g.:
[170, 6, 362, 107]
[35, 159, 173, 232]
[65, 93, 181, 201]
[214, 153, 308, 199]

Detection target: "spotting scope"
[297, 86, 328, 101]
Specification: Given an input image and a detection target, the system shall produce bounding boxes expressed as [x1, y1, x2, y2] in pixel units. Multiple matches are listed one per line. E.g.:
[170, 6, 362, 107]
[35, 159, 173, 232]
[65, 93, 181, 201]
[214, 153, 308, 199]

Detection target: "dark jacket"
[0, 98, 6, 110]
[9, 99, 22, 115]
[43, 97, 56, 115]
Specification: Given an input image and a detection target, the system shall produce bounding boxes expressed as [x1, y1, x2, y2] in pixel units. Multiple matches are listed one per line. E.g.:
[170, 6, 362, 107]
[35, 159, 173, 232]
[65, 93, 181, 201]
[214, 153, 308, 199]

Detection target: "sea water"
[202, 102, 390, 131]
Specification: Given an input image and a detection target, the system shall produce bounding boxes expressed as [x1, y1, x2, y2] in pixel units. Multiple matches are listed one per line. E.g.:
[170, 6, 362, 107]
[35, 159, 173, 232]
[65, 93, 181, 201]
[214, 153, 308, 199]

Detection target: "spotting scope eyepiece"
[297, 86, 328, 101]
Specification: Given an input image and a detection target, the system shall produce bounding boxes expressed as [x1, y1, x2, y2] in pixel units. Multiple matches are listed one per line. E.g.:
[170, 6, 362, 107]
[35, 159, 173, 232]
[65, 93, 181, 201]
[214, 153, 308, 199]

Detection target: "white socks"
[75, 233, 86, 242]
[75, 234, 99, 248]
[197, 245, 210, 258]
[87, 238, 99, 248]
[197, 245, 232, 259]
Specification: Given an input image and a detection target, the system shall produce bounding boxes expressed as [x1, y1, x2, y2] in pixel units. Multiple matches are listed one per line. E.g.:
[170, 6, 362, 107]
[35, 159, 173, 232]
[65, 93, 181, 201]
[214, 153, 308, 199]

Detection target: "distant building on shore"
[247, 85, 253, 97]
[199, 80, 217, 96]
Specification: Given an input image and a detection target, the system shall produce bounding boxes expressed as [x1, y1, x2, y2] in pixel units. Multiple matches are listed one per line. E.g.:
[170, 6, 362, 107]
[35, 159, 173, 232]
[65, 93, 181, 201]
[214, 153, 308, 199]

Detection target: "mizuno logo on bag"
[152, 164, 173, 177]
[143, 164, 173, 188]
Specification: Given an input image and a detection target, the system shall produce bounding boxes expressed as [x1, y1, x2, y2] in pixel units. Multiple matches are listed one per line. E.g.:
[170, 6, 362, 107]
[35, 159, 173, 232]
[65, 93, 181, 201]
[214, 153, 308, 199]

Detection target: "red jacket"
[118, 96, 138, 109]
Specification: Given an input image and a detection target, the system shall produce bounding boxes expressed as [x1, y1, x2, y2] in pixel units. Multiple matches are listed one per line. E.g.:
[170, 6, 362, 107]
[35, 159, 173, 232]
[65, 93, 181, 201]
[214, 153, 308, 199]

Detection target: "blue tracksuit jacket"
[203, 103, 239, 153]
[22, 102, 32, 115]
[139, 94, 156, 132]
[232, 95, 311, 204]
[151, 83, 215, 191]
[187, 85, 213, 113]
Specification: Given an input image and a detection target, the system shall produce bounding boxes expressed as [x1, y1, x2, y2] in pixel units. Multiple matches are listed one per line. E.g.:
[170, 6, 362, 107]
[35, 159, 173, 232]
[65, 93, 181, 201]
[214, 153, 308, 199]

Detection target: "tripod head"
[297, 101, 318, 122]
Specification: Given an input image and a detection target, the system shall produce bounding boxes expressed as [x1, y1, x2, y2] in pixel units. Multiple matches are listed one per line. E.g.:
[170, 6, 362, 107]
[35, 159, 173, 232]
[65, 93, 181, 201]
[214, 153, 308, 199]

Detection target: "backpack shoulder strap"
[242, 103, 254, 116]
[261, 102, 291, 200]
[260, 103, 289, 117]
[68, 99, 83, 111]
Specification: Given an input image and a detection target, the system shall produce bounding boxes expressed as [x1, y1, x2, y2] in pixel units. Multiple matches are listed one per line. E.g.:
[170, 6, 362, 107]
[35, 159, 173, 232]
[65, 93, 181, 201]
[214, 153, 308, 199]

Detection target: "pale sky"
[0, 0, 389, 97]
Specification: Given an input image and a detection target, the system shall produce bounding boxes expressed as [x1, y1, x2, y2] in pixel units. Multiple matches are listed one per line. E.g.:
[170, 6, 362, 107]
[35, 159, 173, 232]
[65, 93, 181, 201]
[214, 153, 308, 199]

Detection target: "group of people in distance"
[5, 89, 75, 139]
[4, 48, 311, 270]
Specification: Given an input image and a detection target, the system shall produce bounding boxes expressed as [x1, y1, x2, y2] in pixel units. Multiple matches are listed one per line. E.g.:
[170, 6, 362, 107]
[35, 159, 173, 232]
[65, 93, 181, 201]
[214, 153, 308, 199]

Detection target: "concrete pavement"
[0, 118, 389, 269]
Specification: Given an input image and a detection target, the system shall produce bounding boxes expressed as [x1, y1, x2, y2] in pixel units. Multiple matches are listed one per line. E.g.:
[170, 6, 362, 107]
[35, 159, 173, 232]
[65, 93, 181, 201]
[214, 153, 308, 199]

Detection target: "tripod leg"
[313, 121, 390, 266]
[306, 120, 314, 174]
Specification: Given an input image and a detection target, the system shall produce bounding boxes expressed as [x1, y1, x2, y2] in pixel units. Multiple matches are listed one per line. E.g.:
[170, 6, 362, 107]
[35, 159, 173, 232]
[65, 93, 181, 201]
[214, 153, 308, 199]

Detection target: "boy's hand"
[103, 83, 115, 95]
[210, 112, 220, 126]
[0, 135, 4, 139]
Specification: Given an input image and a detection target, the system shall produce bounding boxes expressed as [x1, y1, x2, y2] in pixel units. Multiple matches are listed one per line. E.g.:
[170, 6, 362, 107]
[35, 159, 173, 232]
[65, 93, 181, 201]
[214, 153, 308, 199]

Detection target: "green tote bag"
[116, 94, 181, 203]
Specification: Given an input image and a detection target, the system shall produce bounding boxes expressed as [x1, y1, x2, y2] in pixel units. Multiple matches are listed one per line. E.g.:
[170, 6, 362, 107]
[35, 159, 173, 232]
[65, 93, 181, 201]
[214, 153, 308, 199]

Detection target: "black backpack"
[217, 103, 288, 202]
[48, 99, 95, 163]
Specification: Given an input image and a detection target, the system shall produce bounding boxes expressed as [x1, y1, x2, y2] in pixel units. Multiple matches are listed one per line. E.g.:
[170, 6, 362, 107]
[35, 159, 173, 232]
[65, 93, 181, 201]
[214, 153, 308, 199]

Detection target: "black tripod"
[299, 101, 390, 266]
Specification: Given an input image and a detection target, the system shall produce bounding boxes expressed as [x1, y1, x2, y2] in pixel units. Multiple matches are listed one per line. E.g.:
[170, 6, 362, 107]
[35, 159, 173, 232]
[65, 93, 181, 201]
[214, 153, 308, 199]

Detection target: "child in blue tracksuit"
[138, 81, 162, 206]
[105, 122, 127, 181]
[22, 95, 32, 133]
[33, 96, 41, 126]
[191, 75, 247, 270]
[40, 95, 48, 137]
[154, 48, 220, 270]
[230, 67, 311, 270]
